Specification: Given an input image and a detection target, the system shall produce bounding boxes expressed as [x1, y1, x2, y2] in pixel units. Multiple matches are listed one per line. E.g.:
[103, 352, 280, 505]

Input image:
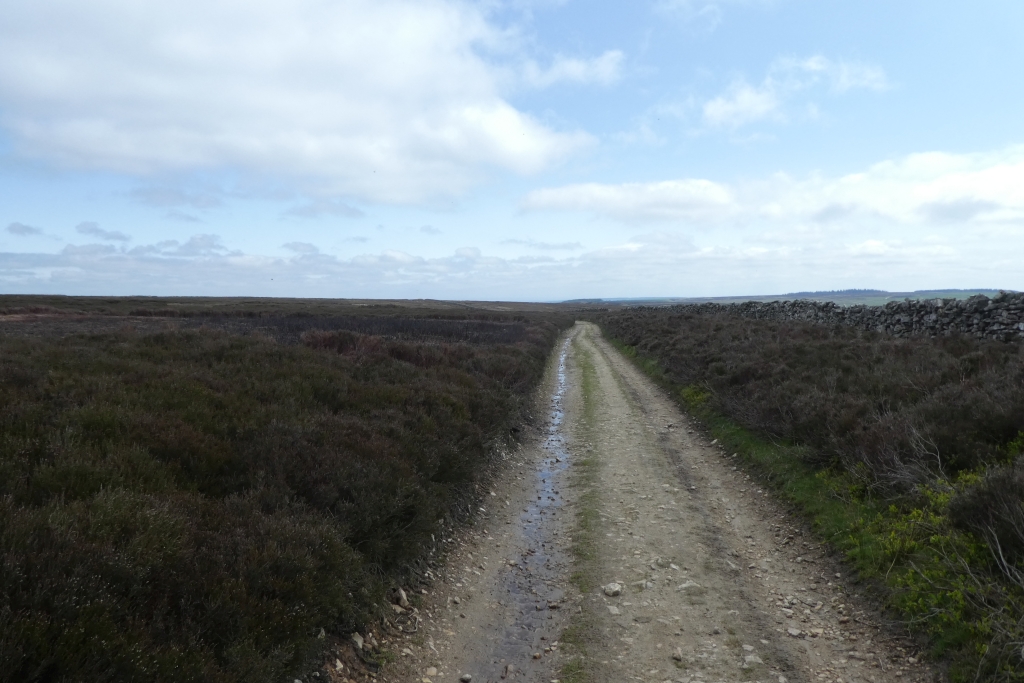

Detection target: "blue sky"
[2, 0, 1022, 300]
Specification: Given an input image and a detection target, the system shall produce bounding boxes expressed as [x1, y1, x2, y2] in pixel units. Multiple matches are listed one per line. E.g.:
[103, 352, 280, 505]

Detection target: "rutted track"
[387, 323, 936, 683]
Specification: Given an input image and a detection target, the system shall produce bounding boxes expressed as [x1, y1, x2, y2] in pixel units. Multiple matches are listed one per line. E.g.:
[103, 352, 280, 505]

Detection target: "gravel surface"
[382, 323, 937, 683]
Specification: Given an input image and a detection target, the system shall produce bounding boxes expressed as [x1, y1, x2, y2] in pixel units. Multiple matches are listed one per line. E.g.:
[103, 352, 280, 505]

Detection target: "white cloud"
[522, 50, 624, 88]
[4, 145, 1022, 299]
[917, 199, 999, 224]
[0, 0, 592, 204]
[703, 82, 780, 128]
[830, 61, 889, 93]
[767, 146, 1024, 224]
[455, 247, 482, 259]
[653, 0, 773, 31]
[3, 225, 1017, 300]
[522, 144, 1024, 227]
[703, 55, 889, 128]
[522, 179, 736, 222]
[502, 238, 584, 250]
[769, 55, 889, 93]
[126, 234, 235, 258]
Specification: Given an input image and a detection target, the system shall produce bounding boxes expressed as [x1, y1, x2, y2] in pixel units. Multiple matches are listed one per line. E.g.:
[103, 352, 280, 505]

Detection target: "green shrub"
[680, 385, 711, 411]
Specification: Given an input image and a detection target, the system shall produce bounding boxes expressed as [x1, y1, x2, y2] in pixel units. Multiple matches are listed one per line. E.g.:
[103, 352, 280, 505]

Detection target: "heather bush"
[0, 313, 564, 682]
[602, 309, 1024, 491]
[599, 307, 1024, 679]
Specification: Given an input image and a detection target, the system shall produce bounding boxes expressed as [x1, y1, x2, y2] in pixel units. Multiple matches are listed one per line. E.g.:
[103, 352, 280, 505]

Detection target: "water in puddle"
[475, 336, 574, 679]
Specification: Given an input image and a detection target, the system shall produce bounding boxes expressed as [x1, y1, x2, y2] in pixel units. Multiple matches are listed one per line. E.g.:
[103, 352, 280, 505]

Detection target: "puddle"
[478, 335, 575, 677]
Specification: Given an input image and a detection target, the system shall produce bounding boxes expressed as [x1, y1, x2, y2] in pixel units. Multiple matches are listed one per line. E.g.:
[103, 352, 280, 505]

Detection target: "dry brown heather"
[0, 302, 572, 682]
[598, 307, 1024, 680]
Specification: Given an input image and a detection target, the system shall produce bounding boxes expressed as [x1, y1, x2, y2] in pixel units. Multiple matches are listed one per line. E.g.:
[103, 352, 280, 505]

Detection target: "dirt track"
[383, 323, 935, 683]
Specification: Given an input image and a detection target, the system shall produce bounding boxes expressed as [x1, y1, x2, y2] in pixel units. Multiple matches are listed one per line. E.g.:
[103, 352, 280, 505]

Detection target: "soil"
[353, 323, 938, 683]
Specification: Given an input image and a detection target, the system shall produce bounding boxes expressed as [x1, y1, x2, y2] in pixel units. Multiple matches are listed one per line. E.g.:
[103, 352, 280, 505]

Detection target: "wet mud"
[463, 336, 575, 681]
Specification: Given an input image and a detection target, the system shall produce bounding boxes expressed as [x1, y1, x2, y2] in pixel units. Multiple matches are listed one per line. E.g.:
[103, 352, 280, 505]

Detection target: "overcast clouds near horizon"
[2, 0, 1022, 300]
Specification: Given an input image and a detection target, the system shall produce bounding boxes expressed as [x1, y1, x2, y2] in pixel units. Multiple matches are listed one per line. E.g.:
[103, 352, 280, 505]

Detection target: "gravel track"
[384, 323, 936, 683]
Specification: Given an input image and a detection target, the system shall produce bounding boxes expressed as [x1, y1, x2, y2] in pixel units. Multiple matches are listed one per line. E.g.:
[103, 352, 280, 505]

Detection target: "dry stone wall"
[658, 291, 1024, 342]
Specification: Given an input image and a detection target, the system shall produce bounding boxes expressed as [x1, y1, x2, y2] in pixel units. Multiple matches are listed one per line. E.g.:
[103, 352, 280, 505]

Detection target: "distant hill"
[564, 289, 1015, 307]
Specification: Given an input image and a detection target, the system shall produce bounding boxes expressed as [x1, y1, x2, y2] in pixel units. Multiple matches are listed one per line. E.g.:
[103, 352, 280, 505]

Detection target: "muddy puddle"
[474, 336, 575, 681]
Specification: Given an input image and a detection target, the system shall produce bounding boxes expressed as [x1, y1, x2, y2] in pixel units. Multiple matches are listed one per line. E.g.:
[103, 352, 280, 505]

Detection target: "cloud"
[770, 147, 1024, 225]
[2, 225, 1017, 301]
[523, 50, 624, 88]
[171, 235, 231, 257]
[703, 55, 889, 128]
[282, 242, 320, 255]
[522, 144, 1024, 227]
[771, 55, 889, 93]
[522, 179, 736, 222]
[4, 145, 1022, 299]
[653, 0, 774, 31]
[502, 238, 583, 250]
[810, 203, 859, 224]
[127, 234, 234, 258]
[420, 225, 442, 235]
[829, 61, 889, 93]
[76, 221, 130, 241]
[455, 247, 482, 259]
[283, 200, 364, 219]
[703, 82, 780, 128]
[129, 187, 222, 209]
[918, 199, 1000, 224]
[62, 243, 118, 257]
[164, 211, 201, 223]
[6, 222, 43, 236]
[0, 0, 591, 204]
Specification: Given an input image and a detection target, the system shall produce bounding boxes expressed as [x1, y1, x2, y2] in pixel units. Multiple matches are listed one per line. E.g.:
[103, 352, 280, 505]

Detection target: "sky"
[1, 0, 1023, 301]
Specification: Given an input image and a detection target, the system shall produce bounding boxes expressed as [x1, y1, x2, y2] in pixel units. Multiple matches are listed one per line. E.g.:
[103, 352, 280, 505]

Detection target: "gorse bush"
[0, 313, 565, 682]
[599, 308, 1024, 680]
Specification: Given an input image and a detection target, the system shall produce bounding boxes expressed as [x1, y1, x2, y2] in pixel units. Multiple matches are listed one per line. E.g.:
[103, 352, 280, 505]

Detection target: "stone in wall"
[653, 291, 1024, 342]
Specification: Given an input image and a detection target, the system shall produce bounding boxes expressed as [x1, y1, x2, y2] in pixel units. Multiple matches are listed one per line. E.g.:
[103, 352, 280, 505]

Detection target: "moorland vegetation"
[599, 308, 1024, 681]
[0, 301, 570, 682]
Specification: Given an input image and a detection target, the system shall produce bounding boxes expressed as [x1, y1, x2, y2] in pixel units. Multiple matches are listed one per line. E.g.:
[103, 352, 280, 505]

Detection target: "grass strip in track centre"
[559, 335, 602, 683]
[603, 333, 1024, 683]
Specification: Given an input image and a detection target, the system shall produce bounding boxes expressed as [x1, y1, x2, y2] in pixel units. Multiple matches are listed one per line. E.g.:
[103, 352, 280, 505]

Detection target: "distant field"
[569, 288, 1012, 307]
[0, 297, 572, 682]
